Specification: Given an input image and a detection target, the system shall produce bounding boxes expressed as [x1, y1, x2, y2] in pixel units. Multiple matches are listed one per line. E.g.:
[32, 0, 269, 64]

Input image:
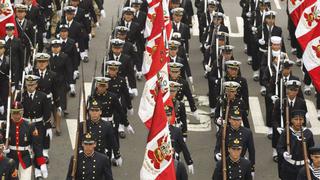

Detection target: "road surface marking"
[192, 15, 199, 36]
[224, 16, 244, 38]
[249, 97, 268, 134]
[306, 99, 320, 135]
[274, 0, 282, 10]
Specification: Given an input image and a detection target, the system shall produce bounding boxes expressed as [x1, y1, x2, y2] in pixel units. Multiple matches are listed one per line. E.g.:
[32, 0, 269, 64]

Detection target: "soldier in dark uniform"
[0, 138, 18, 180]
[49, 40, 74, 114]
[165, 106, 194, 175]
[170, 0, 194, 29]
[272, 80, 307, 162]
[212, 138, 253, 180]
[58, 24, 80, 81]
[169, 40, 192, 81]
[33, 53, 62, 136]
[171, 8, 191, 55]
[78, 100, 122, 166]
[117, 7, 141, 45]
[105, 39, 137, 97]
[105, 61, 134, 139]
[0, 40, 9, 119]
[88, 77, 134, 146]
[168, 62, 199, 121]
[169, 81, 188, 141]
[277, 110, 315, 180]
[297, 145, 320, 180]
[66, 132, 113, 180]
[23, 0, 45, 52]
[124, 0, 148, 13]
[36, 0, 57, 43]
[5, 101, 48, 180]
[171, 32, 190, 67]
[18, 75, 51, 179]
[214, 81, 248, 128]
[174, 157, 188, 180]
[14, 4, 35, 65]
[3, 23, 24, 87]
[214, 107, 255, 175]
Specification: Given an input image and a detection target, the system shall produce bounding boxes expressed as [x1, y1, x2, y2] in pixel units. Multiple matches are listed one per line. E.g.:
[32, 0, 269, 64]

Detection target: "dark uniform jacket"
[172, 22, 190, 53]
[297, 165, 320, 180]
[225, 75, 249, 110]
[212, 157, 252, 180]
[60, 38, 79, 71]
[15, 18, 35, 49]
[170, 56, 192, 79]
[107, 76, 133, 110]
[6, 119, 45, 169]
[256, 24, 285, 52]
[117, 20, 140, 44]
[79, 0, 98, 24]
[79, 119, 120, 158]
[169, 125, 193, 166]
[171, 77, 197, 112]
[0, 156, 17, 180]
[173, 98, 187, 138]
[0, 56, 9, 109]
[214, 98, 248, 125]
[66, 151, 113, 180]
[25, 4, 45, 33]
[73, 7, 91, 34]
[49, 52, 74, 85]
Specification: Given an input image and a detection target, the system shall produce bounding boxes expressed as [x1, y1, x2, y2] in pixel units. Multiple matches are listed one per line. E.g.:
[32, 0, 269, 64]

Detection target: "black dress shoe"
[267, 134, 272, 140]
[83, 57, 89, 63]
[119, 132, 126, 139]
[36, 176, 44, 180]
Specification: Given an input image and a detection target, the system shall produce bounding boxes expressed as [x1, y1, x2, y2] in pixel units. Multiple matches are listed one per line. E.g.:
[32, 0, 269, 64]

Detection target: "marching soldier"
[49, 39, 74, 114]
[117, 7, 141, 45]
[277, 110, 315, 180]
[105, 38, 137, 97]
[105, 61, 134, 139]
[33, 53, 62, 136]
[15, 4, 35, 65]
[272, 80, 307, 162]
[66, 132, 113, 180]
[171, 8, 191, 55]
[18, 75, 51, 179]
[170, 0, 194, 29]
[297, 145, 320, 180]
[214, 107, 255, 175]
[169, 62, 199, 121]
[0, 138, 18, 180]
[214, 81, 248, 128]
[78, 100, 123, 166]
[5, 101, 48, 180]
[212, 138, 253, 180]
[0, 40, 9, 119]
[169, 40, 193, 81]
[3, 24, 24, 87]
[165, 106, 194, 175]
[169, 81, 188, 140]
[171, 32, 189, 66]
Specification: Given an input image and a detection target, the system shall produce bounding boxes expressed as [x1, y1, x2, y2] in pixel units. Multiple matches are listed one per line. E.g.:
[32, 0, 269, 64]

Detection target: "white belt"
[9, 145, 30, 151]
[24, 117, 43, 123]
[102, 116, 113, 122]
[259, 48, 267, 53]
[285, 158, 305, 166]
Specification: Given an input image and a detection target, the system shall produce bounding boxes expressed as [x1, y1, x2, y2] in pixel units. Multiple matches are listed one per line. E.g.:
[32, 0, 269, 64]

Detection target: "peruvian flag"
[140, 83, 176, 180]
[0, 0, 18, 38]
[288, 0, 317, 26]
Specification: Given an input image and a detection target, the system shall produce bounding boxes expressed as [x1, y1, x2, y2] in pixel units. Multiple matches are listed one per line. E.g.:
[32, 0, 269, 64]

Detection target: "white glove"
[24, 64, 32, 74]
[3, 148, 10, 154]
[70, 84, 76, 93]
[46, 21, 50, 30]
[136, 71, 143, 78]
[188, 164, 194, 174]
[283, 151, 292, 161]
[205, 64, 212, 72]
[277, 127, 284, 134]
[127, 108, 134, 115]
[183, 137, 187, 142]
[251, 26, 257, 32]
[188, 76, 193, 84]
[114, 157, 123, 166]
[216, 117, 225, 126]
[246, 12, 252, 17]
[193, 110, 200, 120]
[95, 22, 100, 28]
[125, 125, 135, 134]
[271, 95, 279, 104]
[215, 153, 222, 161]
[204, 44, 210, 50]
[251, 172, 255, 179]
[56, 10, 62, 17]
[118, 124, 125, 132]
[40, 164, 48, 178]
[0, 106, 4, 115]
[46, 128, 53, 141]
[89, 33, 92, 41]
[42, 32, 47, 38]
[131, 88, 138, 96]
[100, 9, 106, 18]
[57, 106, 62, 116]
[259, 39, 265, 45]
[73, 70, 79, 80]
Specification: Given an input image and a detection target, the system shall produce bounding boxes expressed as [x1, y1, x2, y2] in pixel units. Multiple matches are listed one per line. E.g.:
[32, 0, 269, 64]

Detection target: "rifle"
[285, 99, 290, 153]
[80, 63, 87, 134]
[71, 83, 82, 179]
[301, 128, 312, 180]
[5, 46, 12, 150]
[221, 98, 230, 180]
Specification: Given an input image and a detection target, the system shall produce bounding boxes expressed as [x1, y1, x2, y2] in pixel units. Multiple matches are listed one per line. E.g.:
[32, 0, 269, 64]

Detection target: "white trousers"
[18, 164, 32, 180]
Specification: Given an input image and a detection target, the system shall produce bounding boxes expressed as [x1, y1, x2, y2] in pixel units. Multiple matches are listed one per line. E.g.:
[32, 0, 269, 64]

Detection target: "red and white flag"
[288, 0, 317, 26]
[303, 36, 320, 91]
[0, 0, 17, 38]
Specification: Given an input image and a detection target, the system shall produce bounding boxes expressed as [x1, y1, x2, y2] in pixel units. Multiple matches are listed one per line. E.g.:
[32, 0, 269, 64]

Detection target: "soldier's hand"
[283, 151, 292, 160]
[215, 153, 222, 161]
[188, 76, 193, 84]
[127, 108, 134, 116]
[125, 125, 135, 134]
[188, 164, 194, 174]
[46, 128, 53, 141]
[24, 64, 33, 74]
[114, 157, 123, 167]
[3, 147, 10, 154]
[73, 70, 79, 80]
[251, 172, 255, 179]
[205, 65, 212, 72]
[118, 124, 125, 133]
[216, 117, 225, 126]
[89, 33, 92, 41]
[131, 88, 138, 97]
[204, 44, 210, 50]
[100, 10, 106, 18]
[258, 39, 265, 45]
[271, 95, 279, 104]
[95, 22, 100, 28]
[276, 127, 284, 134]
[251, 26, 257, 33]
[246, 12, 252, 18]
[0, 106, 4, 115]
[40, 164, 48, 178]
[56, 10, 62, 17]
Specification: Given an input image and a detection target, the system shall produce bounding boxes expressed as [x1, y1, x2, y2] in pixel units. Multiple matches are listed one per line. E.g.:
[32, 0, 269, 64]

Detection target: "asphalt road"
[47, 0, 320, 180]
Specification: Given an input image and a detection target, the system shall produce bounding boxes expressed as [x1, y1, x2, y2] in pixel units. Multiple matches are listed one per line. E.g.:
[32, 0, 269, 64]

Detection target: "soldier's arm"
[214, 129, 222, 156]
[241, 78, 249, 110]
[103, 155, 114, 180]
[126, 59, 137, 89]
[121, 80, 132, 109]
[182, 81, 197, 112]
[88, 2, 97, 23]
[212, 160, 222, 180]
[52, 72, 61, 107]
[66, 156, 75, 180]
[107, 124, 120, 159]
[272, 100, 281, 128]
[247, 130, 256, 170]
[244, 161, 253, 180]
[177, 129, 193, 165]
[112, 96, 129, 126]
[65, 55, 75, 85]
[183, 58, 192, 78]
[180, 102, 188, 138]
[43, 95, 52, 128]
[276, 131, 287, 157]
[306, 130, 315, 150]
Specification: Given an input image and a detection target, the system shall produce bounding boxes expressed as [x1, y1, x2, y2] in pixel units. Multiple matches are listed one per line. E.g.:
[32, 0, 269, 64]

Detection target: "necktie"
[6, 38, 11, 45]
[29, 93, 33, 100]
[116, 56, 119, 61]
[28, 5, 31, 11]
[284, 77, 287, 82]
[62, 41, 66, 47]
[290, 101, 293, 108]
[126, 22, 129, 28]
[0, 59, 2, 66]
[40, 72, 44, 79]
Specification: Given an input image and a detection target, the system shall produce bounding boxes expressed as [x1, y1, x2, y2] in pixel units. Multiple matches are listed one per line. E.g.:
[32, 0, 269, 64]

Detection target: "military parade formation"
[0, 0, 319, 179]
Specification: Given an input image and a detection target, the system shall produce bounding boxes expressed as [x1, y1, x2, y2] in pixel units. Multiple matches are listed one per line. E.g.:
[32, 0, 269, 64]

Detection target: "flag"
[288, 0, 317, 26]
[0, 0, 18, 38]
[140, 82, 176, 180]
